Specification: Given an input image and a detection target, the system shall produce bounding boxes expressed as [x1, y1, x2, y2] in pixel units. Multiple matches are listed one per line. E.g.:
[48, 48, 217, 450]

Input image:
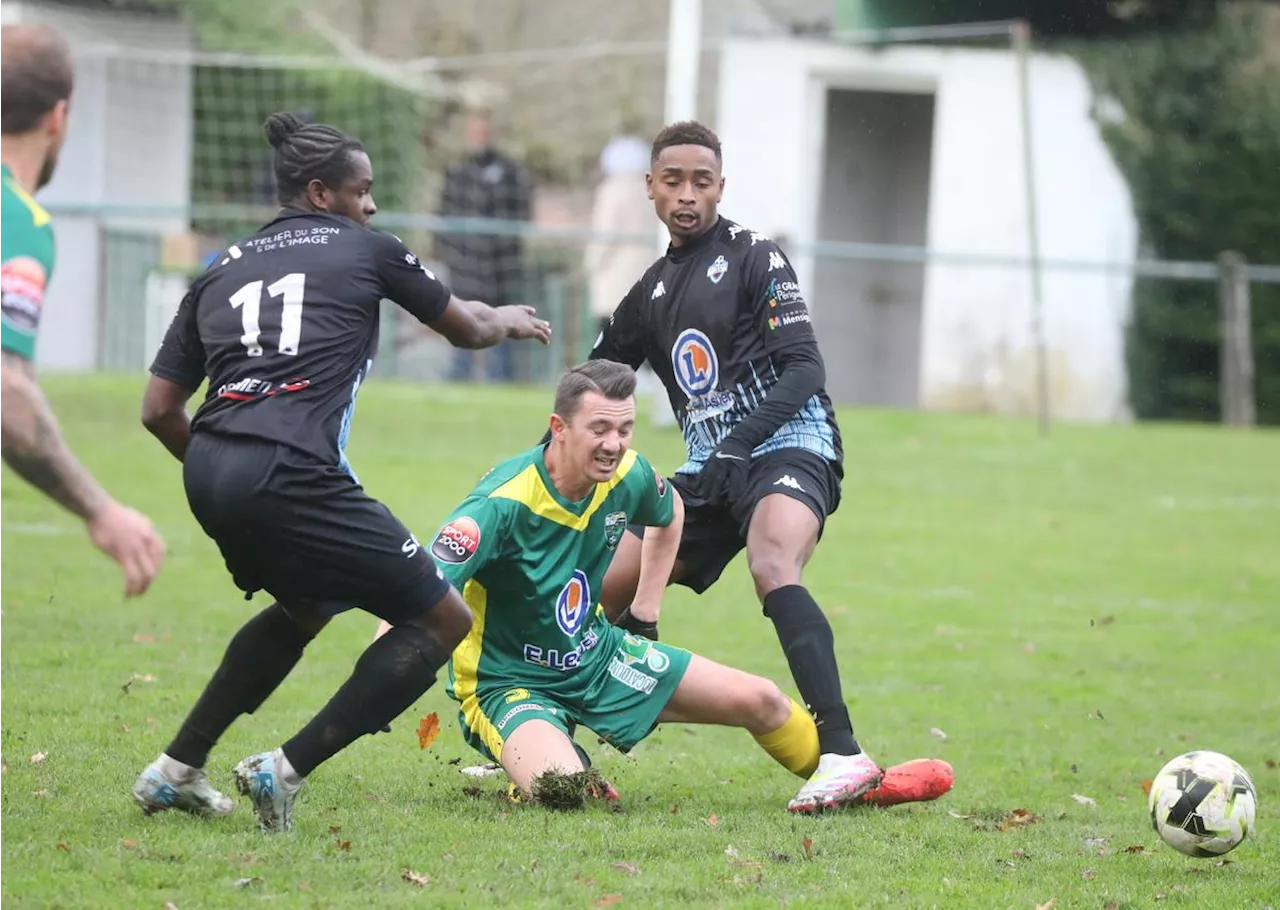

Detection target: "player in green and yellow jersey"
[2, 23, 166, 597]
[378, 360, 832, 805]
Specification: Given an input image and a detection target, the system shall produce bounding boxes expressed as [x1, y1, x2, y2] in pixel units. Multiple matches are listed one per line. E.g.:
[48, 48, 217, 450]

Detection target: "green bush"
[1071, 4, 1280, 424]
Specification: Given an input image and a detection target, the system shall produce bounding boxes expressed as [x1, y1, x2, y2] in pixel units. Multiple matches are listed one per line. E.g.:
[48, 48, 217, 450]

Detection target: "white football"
[1149, 750, 1257, 857]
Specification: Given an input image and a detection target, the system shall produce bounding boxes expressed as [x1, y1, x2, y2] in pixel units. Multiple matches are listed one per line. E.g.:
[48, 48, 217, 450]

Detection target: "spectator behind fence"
[436, 104, 532, 383]
[583, 132, 654, 338]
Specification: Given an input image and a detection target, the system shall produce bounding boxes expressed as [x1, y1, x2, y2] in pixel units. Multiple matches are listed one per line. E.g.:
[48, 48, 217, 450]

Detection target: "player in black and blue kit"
[591, 121, 909, 813]
[128, 112, 551, 832]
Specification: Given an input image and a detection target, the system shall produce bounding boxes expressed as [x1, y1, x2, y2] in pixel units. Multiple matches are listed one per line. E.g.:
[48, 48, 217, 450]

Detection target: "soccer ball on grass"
[1149, 750, 1257, 858]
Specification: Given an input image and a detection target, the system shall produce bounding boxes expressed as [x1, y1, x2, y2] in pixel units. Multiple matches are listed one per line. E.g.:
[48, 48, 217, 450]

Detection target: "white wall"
[715, 37, 1139, 422]
[2, 1, 193, 370]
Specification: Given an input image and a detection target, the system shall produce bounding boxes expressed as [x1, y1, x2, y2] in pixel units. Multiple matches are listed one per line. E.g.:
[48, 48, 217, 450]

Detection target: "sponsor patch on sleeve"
[1, 256, 47, 334]
[653, 466, 667, 496]
[431, 516, 481, 564]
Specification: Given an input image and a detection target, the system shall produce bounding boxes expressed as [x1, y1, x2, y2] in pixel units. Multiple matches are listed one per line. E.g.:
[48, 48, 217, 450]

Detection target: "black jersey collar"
[666, 216, 724, 263]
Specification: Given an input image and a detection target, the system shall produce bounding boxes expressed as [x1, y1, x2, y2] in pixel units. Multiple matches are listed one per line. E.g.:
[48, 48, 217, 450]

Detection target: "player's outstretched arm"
[141, 375, 197, 463]
[2, 348, 110, 518]
[2, 349, 167, 597]
[629, 487, 684, 624]
[431, 297, 552, 350]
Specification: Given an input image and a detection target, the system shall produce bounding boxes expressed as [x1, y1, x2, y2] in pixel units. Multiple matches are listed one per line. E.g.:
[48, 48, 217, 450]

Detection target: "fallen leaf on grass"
[1071, 794, 1098, 808]
[329, 825, 342, 835]
[334, 840, 352, 852]
[1084, 837, 1109, 848]
[670, 804, 679, 814]
[55, 842, 70, 852]
[133, 633, 156, 644]
[120, 839, 138, 849]
[999, 809, 1040, 831]
[611, 861, 639, 876]
[930, 727, 948, 741]
[1023, 642, 1037, 653]
[1012, 848, 1030, 859]
[33, 789, 50, 799]
[30, 751, 47, 764]
[1089, 710, 1105, 721]
[1, 764, 7, 774]
[593, 896, 623, 908]
[947, 810, 974, 820]
[1070, 763, 1078, 774]
[298, 882, 311, 892]
[1265, 758, 1277, 770]
[802, 836, 814, 860]
[1092, 615, 1115, 628]
[164, 903, 179, 910]
[1082, 869, 1095, 881]
[401, 868, 430, 887]
[1104, 903, 1119, 910]
[725, 845, 741, 859]
[1215, 859, 1234, 867]
[704, 812, 720, 828]
[1035, 901, 1055, 910]
[767, 849, 791, 863]
[1124, 845, 1150, 854]
[1140, 779, 1153, 795]
[233, 877, 260, 889]
[417, 713, 441, 750]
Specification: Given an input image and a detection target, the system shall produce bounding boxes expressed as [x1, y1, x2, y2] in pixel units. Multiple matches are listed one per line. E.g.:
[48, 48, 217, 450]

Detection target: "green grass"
[3, 375, 1279, 909]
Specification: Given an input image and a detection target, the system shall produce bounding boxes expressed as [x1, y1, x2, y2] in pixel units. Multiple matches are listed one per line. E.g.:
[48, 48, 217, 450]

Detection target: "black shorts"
[664, 449, 842, 594]
[182, 433, 450, 625]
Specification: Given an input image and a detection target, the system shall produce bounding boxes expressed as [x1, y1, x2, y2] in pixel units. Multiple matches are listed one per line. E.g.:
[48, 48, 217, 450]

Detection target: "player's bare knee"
[431, 594, 473, 650]
[747, 548, 800, 600]
[738, 677, 791, 734]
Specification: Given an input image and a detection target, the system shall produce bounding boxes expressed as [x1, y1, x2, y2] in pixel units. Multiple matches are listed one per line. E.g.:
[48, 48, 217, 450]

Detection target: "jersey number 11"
[229, 272, 306, 357]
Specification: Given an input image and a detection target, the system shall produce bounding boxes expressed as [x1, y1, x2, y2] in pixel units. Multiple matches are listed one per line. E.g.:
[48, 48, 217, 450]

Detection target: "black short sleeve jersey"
[150, 210, 450, 476]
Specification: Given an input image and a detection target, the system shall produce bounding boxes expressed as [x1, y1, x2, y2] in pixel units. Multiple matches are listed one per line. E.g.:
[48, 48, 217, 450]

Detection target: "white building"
[715, 37, 1139, 422]
[1, 0, 193, 371]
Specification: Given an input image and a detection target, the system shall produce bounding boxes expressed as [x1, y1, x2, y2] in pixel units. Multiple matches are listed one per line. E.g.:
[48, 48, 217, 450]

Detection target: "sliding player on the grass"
[375, 361, 954, 809]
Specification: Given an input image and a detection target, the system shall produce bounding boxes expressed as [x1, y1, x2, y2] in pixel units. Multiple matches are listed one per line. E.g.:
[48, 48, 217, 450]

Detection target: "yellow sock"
[753, 698, 820, 778]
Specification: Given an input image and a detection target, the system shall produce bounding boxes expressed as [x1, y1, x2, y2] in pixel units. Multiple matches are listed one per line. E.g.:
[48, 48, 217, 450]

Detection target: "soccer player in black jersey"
[591, 121, 917, 812]
[129, 112, 551, 832]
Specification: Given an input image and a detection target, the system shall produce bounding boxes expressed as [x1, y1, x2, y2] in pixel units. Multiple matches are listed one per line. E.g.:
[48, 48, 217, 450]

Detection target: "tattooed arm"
[1, 349, 166, 597]
[1, 348, 109, 518]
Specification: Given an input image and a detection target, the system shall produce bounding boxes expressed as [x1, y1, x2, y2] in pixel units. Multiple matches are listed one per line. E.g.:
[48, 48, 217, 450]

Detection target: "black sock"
[166, 603, 315, 768]
[764, 585, 860, 757]
[282, 624, 449, 778]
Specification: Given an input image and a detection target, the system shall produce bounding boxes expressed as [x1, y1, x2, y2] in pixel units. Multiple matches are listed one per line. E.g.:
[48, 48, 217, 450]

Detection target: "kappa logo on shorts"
[671, 329, 719, 399]
[555, 570, 592, 636]
[431, 516, 480, 564]
[504, 687, 530, 704]
[603, 511, 628, 550]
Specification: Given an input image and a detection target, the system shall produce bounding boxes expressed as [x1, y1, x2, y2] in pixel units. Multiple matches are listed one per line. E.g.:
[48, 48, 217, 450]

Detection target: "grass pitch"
[3, 375, 1278, 908]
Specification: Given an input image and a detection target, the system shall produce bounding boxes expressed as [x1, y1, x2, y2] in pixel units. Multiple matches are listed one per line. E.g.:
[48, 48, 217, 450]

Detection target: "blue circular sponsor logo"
[671, 329, 719, 398]
[555, 570, 592, 636]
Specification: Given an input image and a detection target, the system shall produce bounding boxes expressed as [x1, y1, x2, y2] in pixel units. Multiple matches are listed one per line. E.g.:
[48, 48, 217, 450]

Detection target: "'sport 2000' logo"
[431, 517, 480, 564]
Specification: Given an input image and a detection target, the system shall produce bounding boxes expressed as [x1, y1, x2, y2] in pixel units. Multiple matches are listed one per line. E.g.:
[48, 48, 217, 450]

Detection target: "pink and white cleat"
[787, 753, 883, 813]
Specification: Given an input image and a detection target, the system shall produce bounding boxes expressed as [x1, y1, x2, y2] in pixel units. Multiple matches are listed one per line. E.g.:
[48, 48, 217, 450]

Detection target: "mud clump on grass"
[530, 768, 608, 810]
